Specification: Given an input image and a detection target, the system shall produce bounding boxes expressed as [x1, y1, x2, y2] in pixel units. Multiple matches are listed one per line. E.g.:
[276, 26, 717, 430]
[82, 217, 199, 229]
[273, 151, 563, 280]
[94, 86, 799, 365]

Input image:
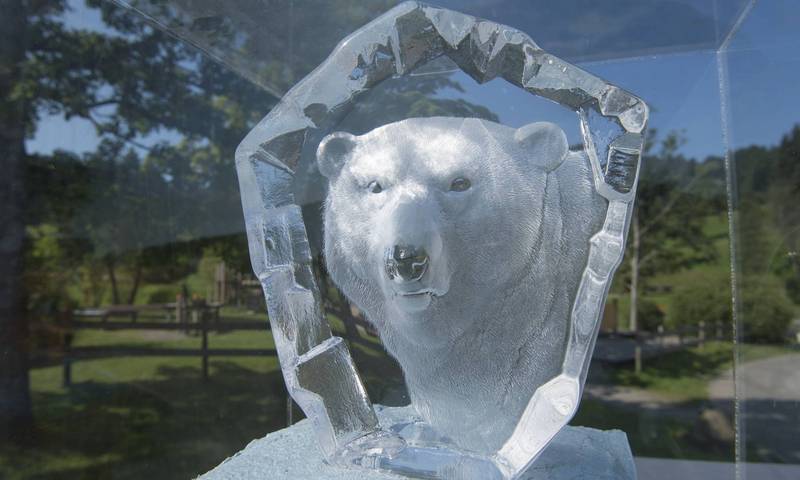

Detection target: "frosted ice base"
[200, 406, 636, 480]
[235, 2, 647, 478]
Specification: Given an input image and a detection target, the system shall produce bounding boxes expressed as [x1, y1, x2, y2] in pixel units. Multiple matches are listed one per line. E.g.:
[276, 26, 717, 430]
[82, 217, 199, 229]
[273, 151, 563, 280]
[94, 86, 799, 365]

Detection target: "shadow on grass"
[607, 342, 733, 394]
[572, 397, 733, 462]
[574, 394, 800, 464]
[0, 362, 288, 480]
[14, 334, 790, 478]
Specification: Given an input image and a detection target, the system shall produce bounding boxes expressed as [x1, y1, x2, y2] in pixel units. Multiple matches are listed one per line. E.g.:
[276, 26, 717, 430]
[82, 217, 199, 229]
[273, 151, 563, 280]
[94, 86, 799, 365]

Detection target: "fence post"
[63, 328, 73, 388]
[286, 396, 294, 426]
[201, 313, 209, 381]
[175, 295, 185, 324]
[716, 321, 723, 340]
[634, 334, 642, 374]
[699, 321, 706, 348]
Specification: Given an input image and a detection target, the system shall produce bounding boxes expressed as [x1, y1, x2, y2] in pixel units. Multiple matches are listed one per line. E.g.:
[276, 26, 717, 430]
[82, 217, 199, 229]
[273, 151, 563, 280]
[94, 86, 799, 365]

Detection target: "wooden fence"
[62, 315, 275, 386]
[73, 301, 222, 324]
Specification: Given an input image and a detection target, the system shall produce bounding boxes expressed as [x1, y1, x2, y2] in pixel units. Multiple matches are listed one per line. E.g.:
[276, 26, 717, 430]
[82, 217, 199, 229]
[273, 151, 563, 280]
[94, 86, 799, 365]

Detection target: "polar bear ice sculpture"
[317, 117, 607, 453]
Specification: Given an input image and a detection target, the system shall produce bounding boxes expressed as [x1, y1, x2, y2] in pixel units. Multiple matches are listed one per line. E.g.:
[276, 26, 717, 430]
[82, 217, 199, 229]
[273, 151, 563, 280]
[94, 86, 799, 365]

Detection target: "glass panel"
[578, 51, 735, 468]
[723, 0, 800, 477]
[4, 0, 795, 478]
[5, 1, 282, 478]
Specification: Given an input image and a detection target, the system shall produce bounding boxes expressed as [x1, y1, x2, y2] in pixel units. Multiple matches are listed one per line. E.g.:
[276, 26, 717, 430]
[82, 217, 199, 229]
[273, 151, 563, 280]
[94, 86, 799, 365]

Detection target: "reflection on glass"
[1, 1, 797, 479]
[724, 1, 800, 474]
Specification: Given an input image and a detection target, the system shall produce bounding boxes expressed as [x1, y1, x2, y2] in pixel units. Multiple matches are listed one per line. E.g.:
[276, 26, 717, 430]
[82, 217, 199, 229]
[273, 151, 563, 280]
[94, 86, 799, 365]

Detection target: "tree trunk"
[105, 256, 121, 305]
[127, 258, 143, 305]
[0, 0, 33, 439]
[629, 209, 640, 333]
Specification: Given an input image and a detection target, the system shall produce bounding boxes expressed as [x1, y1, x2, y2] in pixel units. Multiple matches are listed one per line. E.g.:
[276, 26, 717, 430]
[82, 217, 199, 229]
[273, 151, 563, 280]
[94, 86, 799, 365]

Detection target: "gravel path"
[709, 353, 800, 463]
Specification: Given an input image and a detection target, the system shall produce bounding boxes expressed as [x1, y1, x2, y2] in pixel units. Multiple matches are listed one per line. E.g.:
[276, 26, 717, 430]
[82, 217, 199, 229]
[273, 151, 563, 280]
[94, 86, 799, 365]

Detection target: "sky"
[27, 0, 800, 162]
[443, 49, 726, 160]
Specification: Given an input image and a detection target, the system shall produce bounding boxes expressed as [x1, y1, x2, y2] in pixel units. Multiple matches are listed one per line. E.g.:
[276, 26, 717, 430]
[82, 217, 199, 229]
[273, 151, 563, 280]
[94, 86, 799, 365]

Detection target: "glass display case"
[0, 1, 797, 479]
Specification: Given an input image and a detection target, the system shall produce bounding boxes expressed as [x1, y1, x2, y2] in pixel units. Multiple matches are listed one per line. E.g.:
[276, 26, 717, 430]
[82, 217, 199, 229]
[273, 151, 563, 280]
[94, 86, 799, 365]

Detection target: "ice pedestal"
[199, 405, 636, 480]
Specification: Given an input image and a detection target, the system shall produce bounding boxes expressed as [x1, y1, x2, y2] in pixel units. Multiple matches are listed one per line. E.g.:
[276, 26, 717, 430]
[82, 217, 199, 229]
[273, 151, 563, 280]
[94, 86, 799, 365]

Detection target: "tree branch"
[86, 113, 156, 153]
[640, 166, 708, 237]
[638, 249, 659, 268]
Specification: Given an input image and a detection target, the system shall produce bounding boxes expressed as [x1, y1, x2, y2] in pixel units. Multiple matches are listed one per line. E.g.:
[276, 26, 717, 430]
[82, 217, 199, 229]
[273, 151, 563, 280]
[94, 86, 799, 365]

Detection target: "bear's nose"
[385, 244, 429, 283]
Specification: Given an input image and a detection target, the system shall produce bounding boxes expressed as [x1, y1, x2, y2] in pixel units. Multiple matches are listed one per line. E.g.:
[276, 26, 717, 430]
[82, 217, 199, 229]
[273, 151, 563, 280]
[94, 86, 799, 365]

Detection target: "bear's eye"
[367, 180, 383, 194]
[449, 177, 471, 192]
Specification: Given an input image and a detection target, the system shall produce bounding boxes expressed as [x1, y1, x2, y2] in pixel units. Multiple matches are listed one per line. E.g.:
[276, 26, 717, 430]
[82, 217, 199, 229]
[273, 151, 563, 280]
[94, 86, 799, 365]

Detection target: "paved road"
[636, 457, 800, 480]
[709, 353, 800, 464]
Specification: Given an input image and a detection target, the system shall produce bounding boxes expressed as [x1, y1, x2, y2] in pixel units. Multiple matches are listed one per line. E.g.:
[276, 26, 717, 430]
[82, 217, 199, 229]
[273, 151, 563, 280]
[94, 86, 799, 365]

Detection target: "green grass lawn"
[608, 341, 734, 401]
[2, 330, 286, 479]
[606, 341, 798, 401]
[3, 303, 795, 479]
[0, 309, 404, 480]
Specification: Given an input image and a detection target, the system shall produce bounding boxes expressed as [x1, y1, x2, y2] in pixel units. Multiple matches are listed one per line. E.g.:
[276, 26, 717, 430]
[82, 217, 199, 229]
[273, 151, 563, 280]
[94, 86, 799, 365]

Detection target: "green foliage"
[17, 0, 506, 314]
[612, 341, 733, 401]
[638, 298, 665, 332]
[786, 274, 800, 305]
[16, 0, 281, 307]
[144, 287, 180, 305]
[672, 271, 794, 343]
[739, 275, 795, 343]
[630, 135, 723, 279]
[735, 126, 800, 307]
[23, 224, 80, 321]
[615, 130, 725, 312]
[670, 272, 731, 330]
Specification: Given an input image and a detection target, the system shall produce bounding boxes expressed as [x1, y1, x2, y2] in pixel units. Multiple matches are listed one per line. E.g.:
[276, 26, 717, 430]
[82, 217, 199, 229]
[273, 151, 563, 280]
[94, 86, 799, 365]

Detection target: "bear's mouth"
[390, 287, 441, 313]
[395, 288, 440, 298]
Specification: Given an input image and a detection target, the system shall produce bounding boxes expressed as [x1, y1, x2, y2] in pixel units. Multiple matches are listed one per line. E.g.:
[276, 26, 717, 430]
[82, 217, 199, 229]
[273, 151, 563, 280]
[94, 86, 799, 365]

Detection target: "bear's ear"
[317, 132, 357, 179]
[514, 122, 568, 172]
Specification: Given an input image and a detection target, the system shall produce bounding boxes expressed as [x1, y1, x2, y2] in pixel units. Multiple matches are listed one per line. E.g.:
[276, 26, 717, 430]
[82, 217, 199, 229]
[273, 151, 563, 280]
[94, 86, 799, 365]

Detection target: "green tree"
[2, 0, 501, 435]
[2, 0, 275, 431]
[772, 126, 800, 303]
[732, 126, 799, 343]
[672, 272, 793, 343]
[671, 271, 731, 330]
[621, 129, 723, 332]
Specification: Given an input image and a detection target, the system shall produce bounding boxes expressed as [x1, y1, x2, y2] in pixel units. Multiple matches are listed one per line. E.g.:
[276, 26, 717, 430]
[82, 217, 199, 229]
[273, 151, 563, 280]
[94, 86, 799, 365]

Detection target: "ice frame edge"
[235, 2, 648, 478]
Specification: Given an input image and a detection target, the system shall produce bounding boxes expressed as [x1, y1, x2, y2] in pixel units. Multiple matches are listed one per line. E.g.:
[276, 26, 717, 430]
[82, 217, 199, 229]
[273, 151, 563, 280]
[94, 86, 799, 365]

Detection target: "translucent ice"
[235, 2, 647, 478]
[318, 117, 605, 454]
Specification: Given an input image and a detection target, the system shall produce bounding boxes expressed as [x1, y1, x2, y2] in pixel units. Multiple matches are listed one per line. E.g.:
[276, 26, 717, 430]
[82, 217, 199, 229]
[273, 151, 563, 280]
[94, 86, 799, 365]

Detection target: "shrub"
[146, 287, 180, 304]
[638, 299, 666, 332]
[670, 272, 731, 330]
[671, 272, 795, 343]
[739, 275, 795, 343]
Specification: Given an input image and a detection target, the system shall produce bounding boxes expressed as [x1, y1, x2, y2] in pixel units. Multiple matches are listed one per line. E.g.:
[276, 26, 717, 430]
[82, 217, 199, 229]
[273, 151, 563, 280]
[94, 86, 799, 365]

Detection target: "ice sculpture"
[235, 2, 647, 479]
[318, 117, 607, 454]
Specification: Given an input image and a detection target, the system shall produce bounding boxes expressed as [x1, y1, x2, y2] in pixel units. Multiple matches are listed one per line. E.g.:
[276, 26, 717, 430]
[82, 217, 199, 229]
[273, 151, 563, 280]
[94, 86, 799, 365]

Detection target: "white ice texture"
[234, 2, 647, 479]
[318, 117, 606, 453]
